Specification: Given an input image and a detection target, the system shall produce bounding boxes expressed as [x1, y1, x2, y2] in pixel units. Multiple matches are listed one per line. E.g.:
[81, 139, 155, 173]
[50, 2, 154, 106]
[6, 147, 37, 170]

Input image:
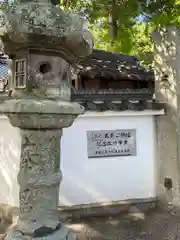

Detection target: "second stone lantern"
[0, 0, 93, 239]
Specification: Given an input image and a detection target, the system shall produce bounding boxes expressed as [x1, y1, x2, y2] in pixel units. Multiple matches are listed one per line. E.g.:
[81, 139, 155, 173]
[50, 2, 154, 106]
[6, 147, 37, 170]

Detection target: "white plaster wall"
[0, 111, 159, 207]
[0, 116, 21, 206]
[60, 111, 158, 206]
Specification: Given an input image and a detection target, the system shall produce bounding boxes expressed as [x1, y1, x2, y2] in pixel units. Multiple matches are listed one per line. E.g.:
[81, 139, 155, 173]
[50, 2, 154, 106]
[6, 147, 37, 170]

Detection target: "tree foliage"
[58, 0, 179, 65]
[1, 0, 180, 65]
[139, 0, 180, 26]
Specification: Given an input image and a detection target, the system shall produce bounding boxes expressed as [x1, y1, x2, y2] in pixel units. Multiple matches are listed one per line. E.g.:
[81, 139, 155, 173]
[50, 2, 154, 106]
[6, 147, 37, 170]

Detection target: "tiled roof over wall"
[76, 49, 154, 81]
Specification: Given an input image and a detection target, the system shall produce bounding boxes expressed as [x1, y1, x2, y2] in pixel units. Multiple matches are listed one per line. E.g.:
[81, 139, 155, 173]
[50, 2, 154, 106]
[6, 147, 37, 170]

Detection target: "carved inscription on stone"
[87, 129, 137, 158]
[18, 129, 61, 218]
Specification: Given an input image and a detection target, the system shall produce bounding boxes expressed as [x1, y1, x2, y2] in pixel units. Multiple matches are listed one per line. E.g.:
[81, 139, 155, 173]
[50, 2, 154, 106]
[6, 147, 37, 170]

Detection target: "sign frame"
[86, 129, 137, 158]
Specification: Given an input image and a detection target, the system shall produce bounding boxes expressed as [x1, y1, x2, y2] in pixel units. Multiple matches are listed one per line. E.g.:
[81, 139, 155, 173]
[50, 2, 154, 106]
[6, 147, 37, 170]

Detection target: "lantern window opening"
[14, 58, 27, 88]
[39, 61, 52, 74]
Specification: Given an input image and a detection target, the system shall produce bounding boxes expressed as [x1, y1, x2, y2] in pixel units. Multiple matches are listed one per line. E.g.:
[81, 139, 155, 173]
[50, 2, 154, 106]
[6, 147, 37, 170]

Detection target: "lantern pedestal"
[0, 99, 83, 239]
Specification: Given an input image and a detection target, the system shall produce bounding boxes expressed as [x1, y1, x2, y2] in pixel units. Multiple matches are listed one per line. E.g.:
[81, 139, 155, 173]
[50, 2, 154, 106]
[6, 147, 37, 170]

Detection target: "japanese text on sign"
[87, 129, 136, 158]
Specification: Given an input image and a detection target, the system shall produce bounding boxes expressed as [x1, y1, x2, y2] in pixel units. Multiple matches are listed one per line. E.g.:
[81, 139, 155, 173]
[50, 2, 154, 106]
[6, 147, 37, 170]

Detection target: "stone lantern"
[0, 0, 93, 239]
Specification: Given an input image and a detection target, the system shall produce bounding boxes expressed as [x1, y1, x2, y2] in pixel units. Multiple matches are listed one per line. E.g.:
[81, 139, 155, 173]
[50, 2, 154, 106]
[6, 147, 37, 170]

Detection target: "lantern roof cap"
[0, 1, 93, 64]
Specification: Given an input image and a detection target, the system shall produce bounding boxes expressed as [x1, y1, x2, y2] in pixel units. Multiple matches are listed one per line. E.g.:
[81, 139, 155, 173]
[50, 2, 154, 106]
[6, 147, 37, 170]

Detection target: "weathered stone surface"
[26, 55, 72, 100]
[17, 130, 61, 233]
[10, 55, 72, 100]
[153, 27, 180, 207]
[0, 99, 83, 114]
[0, 2, 82, 37]
[5, 223, 76, 239]
[0, 99, 84, 128]
[8, 54, 78, 100]
[0, 1, 93, 63]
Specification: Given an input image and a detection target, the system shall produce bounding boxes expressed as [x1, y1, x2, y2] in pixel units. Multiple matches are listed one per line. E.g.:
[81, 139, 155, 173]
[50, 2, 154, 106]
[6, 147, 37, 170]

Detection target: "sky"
[135, 14, 150, 23]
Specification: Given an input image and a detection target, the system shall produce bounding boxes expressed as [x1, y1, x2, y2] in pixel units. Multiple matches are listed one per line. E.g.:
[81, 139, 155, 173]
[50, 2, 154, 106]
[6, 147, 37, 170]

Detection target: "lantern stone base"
[0, 99, 83, 240]
[5, 224, 76, 240]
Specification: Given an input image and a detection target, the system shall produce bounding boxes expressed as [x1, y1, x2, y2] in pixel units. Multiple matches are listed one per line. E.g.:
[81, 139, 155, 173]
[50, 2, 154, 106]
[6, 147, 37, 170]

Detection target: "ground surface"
[1, 207, 180, 239]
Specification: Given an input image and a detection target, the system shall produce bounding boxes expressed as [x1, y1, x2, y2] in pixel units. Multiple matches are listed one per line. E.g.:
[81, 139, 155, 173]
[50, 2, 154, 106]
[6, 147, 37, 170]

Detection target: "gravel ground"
[68, 207, 180, 239]
[1, 207, 180, 239]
